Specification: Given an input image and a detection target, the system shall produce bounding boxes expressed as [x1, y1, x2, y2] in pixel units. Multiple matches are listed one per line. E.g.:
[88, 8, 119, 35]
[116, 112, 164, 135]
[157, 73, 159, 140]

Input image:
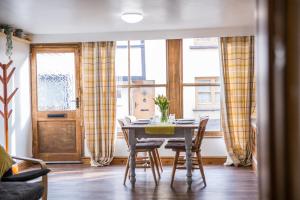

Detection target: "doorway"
[31, 44, 82, 162]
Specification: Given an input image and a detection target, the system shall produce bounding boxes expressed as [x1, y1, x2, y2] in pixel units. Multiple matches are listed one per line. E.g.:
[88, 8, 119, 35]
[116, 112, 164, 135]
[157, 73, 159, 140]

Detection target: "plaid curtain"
[81, 42, 116, 167]
[220, 36, 255, 166]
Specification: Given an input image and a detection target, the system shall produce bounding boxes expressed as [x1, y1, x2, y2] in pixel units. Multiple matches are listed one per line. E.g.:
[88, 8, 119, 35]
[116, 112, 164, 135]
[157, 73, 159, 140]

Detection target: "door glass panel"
[36, 52, 76, 111]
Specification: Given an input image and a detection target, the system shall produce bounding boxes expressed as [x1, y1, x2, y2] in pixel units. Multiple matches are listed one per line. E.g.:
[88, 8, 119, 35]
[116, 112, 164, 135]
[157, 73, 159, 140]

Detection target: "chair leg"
[143, 152, 147, 172]
[123, 157, 130, 185]
[155, 148, 163, 172]
[196, 152, 206, 187]
[171, 151, 180, 187]
[42, 175, 48, 200]
[149, 151, 158, 185]
[152, 149, 161, 179]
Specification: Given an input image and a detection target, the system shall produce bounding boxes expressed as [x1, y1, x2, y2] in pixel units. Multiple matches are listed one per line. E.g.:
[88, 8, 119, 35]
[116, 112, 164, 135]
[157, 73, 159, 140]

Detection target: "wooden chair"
[118, 119, 163, 185]
[124, 116, 164, 173]
[1, 156, 50, 200]
[165, 117, 209, 187]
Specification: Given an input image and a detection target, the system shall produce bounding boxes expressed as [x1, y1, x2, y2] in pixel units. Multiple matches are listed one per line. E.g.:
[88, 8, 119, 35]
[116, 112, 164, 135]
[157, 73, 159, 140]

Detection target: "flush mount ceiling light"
[121, 12, 143, 23]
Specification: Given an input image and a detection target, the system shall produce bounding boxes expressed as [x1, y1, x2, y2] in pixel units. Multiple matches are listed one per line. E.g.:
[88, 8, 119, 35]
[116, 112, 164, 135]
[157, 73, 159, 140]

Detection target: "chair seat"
[1, 168, 50, 182]
[138, 139, 164, 148]
[136, 142, 162, 150]
[0, 182, 43, 200]
[167, 138, 196, 143]
[138, 138, 165, 144]
[165, 142, 197, 151]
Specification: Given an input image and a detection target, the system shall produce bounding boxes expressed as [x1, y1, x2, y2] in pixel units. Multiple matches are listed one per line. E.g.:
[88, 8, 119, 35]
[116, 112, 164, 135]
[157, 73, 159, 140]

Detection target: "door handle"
[76, 97, 80, 108]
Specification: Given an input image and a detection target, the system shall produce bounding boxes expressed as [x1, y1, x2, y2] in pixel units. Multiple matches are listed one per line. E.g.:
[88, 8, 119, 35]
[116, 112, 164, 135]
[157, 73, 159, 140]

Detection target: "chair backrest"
[125, 115, 136, 124]
[194, 116, 209, 150]
[117, 119, 130, 148]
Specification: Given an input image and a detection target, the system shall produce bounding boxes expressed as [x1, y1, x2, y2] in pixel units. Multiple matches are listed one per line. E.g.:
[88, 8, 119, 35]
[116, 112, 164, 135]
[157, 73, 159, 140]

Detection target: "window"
[182, 38, 221, 131]
[116, 40, 167, 130]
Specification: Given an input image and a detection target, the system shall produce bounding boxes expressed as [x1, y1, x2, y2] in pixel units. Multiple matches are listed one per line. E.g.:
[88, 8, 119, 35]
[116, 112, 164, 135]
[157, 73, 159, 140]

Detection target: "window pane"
[183, 38, 220, 84]
[198, 93, 211, 103]
[198, 86, 210, 92]
[130, 40, 166, 84]
[115, 41, 128, 85]
[130, 87, 166, 119]
[116, 87, 129, 132]
[116, 87, 129, 119]
[36, 52, 76, 111]
[183, 86, 220, 131]
[116, 87, 166, 131]
[130, 42, 143, 77]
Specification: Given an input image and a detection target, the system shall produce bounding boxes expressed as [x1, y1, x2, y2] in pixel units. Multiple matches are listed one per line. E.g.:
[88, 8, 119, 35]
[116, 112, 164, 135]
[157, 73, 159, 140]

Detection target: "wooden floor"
[40, 164, 258, 200]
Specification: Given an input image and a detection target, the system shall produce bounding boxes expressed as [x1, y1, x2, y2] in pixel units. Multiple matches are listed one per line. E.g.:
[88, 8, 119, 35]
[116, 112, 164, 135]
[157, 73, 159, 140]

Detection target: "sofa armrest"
[11, 156, 49, 200]
[11, 156, 47, 169]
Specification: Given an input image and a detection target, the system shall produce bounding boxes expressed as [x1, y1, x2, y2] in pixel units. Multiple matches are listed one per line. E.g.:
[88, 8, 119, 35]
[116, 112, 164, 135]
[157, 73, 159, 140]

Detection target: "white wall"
[0, 36, 32, 156]
[32, 26, 255, 43]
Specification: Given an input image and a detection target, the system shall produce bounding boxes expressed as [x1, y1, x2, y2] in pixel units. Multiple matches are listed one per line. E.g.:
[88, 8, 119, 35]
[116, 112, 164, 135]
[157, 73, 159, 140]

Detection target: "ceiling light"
[121, 13, 143, 23]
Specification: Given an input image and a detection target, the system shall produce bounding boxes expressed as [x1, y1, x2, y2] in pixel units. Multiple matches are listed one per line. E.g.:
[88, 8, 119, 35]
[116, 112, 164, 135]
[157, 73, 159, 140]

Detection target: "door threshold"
[45, 161, 82, 164]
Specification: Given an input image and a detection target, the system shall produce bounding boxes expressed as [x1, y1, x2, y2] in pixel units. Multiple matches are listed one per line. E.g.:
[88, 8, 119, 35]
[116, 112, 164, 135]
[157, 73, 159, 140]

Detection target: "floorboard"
[35, 164, 258, 200]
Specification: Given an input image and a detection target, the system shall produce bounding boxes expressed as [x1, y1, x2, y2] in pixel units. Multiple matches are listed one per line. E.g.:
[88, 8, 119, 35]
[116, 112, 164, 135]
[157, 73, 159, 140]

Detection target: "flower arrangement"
[154, 95, 169, 123]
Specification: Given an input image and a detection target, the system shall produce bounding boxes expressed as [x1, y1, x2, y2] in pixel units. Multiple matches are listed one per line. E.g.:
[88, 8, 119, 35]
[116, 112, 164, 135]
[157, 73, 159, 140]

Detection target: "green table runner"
[145, 124, 175, 135]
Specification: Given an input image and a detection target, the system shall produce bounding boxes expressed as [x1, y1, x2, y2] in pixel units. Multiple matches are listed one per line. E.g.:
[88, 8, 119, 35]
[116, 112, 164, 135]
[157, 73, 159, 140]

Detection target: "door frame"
[257, 0, 300, 199]
[30, 43, 82, 161]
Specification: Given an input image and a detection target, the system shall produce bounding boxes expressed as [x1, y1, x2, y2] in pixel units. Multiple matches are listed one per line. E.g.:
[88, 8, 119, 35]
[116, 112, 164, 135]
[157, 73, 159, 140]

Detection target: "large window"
[182, 38, 221, 131]
[116, 38, 222, 134]
[116, 40, 167, 129]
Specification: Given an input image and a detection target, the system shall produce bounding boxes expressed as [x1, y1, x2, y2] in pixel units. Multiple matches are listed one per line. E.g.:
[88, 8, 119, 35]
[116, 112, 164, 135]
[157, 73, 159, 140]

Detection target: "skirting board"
[81, 156, 227, 166]
[15, 156, 227, 171]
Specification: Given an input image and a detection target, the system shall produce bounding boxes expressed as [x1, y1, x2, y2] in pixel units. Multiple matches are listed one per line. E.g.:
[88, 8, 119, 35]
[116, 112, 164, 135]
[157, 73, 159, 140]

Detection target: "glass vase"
[160, 109, 168, 123]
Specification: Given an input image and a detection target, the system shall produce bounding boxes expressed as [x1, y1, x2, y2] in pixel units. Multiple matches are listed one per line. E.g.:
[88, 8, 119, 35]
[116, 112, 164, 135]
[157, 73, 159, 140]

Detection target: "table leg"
[128, 129, 137, 187]
[184, 129, 193, 188]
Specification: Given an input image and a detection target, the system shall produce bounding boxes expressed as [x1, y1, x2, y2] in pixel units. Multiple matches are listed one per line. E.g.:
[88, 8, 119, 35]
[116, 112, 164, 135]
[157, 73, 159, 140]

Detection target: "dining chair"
[118, 119, 163, 185]
[124, 115, 137, 124]
[124, 115, 165, 173]
[164, 117, 209, 187]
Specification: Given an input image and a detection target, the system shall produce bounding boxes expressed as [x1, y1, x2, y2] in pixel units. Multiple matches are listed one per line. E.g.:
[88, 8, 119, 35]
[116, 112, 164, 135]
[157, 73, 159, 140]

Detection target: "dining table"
[123, 122, 199, 188]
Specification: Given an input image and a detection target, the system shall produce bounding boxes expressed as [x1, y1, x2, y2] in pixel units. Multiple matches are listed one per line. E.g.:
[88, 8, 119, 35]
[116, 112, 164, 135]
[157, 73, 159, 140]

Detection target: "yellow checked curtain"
[81, 42, 116, 167]
[220, 36, 255, 166]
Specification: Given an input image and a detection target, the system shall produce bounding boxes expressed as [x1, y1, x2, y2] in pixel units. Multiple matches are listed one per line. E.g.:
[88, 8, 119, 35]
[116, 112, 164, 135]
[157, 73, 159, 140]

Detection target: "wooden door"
[31, 44, 82, 162]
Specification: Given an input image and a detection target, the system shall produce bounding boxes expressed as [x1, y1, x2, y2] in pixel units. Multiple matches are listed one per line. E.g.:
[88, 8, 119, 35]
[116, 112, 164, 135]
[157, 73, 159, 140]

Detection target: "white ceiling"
[0, 0, 256, 35]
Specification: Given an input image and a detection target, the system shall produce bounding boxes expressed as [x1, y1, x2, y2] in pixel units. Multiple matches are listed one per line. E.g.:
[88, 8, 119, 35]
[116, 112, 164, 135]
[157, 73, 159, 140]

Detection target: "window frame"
[116, 40, 167, 135]
[116, 39, 223, 138]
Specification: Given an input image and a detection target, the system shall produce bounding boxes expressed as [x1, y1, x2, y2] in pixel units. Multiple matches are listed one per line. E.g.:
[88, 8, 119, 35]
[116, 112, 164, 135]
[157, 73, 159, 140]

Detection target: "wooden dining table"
[123, 123, 198, 188]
